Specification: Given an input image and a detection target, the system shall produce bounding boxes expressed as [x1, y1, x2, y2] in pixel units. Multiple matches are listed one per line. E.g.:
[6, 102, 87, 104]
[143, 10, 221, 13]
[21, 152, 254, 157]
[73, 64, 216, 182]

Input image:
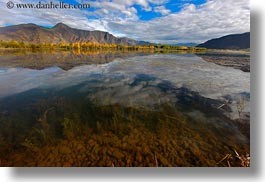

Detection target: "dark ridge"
[197, 32, 250, 50]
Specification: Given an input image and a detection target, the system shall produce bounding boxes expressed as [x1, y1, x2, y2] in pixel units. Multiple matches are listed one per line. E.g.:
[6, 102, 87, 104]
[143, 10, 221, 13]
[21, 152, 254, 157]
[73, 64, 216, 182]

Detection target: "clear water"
[0, 50, 250, 167]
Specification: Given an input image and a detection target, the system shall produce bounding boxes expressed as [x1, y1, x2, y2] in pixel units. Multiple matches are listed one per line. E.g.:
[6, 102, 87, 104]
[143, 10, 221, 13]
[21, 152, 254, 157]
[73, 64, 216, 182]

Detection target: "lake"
[0, 50, 250, 167]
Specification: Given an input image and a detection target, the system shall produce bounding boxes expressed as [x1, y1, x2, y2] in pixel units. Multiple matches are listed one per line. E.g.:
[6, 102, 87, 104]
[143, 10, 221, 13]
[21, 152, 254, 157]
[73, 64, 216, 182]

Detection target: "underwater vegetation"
[0, 95, 249, 167]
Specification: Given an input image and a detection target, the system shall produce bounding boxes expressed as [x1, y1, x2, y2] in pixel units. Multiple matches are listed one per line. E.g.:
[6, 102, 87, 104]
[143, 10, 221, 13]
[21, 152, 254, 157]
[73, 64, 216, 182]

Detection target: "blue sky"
[85, 0, 207, 21]
[0, 0, 250, 44]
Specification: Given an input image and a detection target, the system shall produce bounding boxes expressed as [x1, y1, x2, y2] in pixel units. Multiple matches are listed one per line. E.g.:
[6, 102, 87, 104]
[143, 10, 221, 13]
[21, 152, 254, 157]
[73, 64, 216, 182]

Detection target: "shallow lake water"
[0, 50, 250, 167]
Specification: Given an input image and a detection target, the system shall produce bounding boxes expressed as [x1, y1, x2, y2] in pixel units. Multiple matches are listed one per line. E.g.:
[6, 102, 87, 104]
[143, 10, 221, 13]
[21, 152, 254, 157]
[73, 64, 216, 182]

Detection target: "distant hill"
[0, 23, 150, 45]
[197, 32, 250, 49]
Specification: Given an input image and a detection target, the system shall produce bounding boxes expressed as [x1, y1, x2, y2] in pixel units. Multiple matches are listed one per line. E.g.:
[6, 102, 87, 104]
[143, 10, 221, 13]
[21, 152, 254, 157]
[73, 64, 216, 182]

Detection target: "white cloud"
[154, 5, 171, 15]
[0, 0, 250, 44]
[108, 0, 250, 43]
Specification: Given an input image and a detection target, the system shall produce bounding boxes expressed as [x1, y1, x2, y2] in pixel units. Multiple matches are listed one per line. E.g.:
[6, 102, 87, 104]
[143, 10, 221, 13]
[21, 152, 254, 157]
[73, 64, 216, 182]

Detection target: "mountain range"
[197, 32, 250, 49]
[0, 23, 150, 45]
[0, 23, 250, 49]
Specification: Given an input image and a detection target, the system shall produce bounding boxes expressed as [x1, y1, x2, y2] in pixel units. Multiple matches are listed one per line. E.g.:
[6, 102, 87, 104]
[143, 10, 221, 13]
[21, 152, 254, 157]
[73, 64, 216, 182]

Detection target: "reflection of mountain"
[197, 32, 250, 49]
[0, 50, 151, 70]
[0, 23, 150, 45]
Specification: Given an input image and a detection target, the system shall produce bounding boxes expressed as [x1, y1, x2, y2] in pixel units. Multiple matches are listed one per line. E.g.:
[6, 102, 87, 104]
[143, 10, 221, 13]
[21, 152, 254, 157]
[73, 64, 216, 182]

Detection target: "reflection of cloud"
[0, 67, 63, 98]
[81, 74, 178, 107]
[0, 0, 249, 43]
[0, 54, 249, 98]
[0, 54, 250, 119]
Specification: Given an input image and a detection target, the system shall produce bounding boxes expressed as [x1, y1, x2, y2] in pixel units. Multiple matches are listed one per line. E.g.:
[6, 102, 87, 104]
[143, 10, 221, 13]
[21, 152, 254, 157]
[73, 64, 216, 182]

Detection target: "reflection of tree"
[0, 50, 152, 70]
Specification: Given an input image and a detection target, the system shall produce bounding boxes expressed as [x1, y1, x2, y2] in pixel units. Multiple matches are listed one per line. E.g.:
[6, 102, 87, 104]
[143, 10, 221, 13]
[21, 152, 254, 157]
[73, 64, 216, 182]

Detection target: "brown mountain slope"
[0, 23, 150, 45]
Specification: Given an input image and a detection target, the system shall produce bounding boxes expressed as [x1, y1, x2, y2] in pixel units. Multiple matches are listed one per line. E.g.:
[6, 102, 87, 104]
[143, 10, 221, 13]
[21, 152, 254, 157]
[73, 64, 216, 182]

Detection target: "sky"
[0, 0, 250, 44]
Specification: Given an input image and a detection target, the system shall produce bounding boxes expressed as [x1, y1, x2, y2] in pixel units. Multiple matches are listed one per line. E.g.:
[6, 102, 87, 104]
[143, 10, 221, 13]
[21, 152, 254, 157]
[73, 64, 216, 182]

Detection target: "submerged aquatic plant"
[0, 97, 250, 167]
[216, 149, 250, 167]
[234, 149, 250, 167]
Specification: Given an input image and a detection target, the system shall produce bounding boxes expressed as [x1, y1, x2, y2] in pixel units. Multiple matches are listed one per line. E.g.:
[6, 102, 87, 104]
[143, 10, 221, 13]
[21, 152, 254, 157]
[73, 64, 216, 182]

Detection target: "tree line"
[0, 40, 206, 51]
